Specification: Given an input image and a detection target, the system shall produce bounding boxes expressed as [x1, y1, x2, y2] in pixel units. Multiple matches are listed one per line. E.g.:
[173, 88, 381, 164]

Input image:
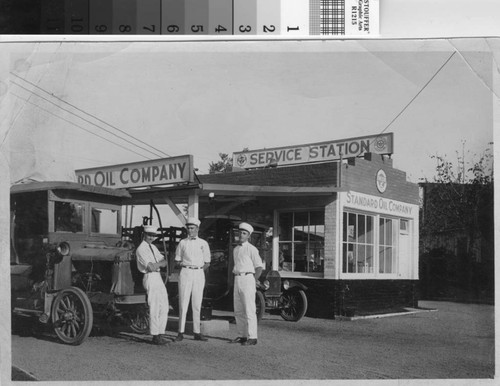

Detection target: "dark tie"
[149, 244, 158, 263]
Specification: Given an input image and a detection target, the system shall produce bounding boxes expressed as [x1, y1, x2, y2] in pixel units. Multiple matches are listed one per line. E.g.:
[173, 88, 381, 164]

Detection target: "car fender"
[286, 280, 308, 291]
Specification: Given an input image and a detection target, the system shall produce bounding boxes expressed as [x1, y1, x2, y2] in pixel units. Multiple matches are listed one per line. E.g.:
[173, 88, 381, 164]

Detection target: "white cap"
[143, 225, 159, 235]
[186, 217, 201, 227]
[238, 222, 254, 234]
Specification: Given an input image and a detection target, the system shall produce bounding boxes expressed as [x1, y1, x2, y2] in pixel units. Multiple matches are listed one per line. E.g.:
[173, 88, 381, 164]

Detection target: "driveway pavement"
[8, 300, 495, 382]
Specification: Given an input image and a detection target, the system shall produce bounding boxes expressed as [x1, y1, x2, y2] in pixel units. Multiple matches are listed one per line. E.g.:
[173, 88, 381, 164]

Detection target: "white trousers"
[233, 274, 257, 339]
[178, 268, 205, 334]
[143, 272, 169, 336]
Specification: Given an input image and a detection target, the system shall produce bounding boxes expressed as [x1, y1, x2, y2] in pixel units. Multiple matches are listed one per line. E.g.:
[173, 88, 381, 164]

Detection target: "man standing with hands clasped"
[174, 217, 211, 342]
[135, 225, 169, 345]
[230, 222, 263, 346]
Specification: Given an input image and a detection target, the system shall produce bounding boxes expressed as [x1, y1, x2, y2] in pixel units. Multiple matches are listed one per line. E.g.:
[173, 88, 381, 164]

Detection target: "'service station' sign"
[76, 155, 194, 189]
[233, 133, 393, 169]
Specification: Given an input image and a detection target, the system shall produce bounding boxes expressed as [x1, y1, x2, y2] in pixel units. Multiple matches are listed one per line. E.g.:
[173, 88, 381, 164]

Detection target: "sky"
[3, 38, 495, 188]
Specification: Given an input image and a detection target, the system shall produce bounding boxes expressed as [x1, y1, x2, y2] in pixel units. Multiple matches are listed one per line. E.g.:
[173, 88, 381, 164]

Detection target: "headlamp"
[57, 241, 70, 256]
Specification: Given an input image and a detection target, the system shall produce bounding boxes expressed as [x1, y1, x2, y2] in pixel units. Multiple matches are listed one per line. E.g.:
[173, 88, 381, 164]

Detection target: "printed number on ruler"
[191, 25, 204, 33]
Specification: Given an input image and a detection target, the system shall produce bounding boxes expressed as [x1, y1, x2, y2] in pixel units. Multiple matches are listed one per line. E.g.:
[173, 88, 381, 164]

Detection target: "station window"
[278, 210, 325, 273]
[342, 211, 403, 276]
[342, 212, 375, 273]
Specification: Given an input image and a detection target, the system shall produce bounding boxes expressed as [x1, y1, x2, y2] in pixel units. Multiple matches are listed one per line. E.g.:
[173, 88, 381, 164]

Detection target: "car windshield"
[54, 201, 84, 233]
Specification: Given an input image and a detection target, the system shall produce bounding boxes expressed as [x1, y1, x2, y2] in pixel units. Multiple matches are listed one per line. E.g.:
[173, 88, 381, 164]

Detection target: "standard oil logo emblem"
[236, 154, 247, 167]
[374, 136, 387, 152]
[376, 169, 387, 193]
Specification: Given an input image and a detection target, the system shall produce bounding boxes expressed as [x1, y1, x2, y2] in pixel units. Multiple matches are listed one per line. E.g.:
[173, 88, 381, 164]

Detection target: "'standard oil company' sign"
[232, 133, 393, 169]
[342, 191, 418, 219]
[76, 155, 194, 189]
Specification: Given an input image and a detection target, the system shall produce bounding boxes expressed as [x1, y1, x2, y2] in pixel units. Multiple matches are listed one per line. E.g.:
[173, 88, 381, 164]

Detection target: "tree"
[208, 153, 233, 174]
[420, 142, 494, 300]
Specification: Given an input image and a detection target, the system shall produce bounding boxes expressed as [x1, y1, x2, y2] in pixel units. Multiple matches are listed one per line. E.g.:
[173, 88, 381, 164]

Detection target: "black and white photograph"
[0, 3, 498, 385]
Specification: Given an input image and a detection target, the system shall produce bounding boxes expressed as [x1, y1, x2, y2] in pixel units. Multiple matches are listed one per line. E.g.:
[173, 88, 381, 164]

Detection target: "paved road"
[7, 301, 495, 382]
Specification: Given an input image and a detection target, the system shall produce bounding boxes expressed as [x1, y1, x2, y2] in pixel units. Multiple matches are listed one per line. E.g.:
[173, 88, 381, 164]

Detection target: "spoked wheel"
[255, 290, 265, 322]
[279, 289, 308, 322]
[51, 287, 93, 345]
[128, 305, 149, 334]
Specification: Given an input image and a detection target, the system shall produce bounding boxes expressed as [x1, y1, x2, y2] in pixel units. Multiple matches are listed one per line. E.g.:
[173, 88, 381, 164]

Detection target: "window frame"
[342, 210, 376, 277]
[341, 209, 402, 279]
[277, 209, 325, 275]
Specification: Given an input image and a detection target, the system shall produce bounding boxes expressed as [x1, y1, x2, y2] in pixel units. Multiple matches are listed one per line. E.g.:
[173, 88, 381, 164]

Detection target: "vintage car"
[196, 218, 309, 322]
[10, 181, 152, 345]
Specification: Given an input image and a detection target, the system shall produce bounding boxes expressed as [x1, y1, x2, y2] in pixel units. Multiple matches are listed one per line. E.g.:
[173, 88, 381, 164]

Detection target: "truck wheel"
[128, 305, 149, 334]
[51, 287, 93, 345]
[255, 290, 265, 322]
[280, 289, 308, 322]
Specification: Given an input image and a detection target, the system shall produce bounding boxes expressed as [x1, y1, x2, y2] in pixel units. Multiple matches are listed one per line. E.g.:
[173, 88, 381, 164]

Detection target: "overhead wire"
[10, 91, 152, 160]
[358, 51, 457, 157]
[10, 79, 165, 158]
[10, 72, 171, 158]
[376, 51, 456, 137]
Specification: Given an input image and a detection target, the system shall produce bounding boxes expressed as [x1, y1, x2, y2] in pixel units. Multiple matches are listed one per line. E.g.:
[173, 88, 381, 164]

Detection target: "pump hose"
[151, 200, 169, 283]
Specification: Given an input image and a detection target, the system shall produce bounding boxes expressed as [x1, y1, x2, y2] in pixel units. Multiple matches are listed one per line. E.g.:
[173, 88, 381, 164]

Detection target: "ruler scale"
[1, 0, 379, 35]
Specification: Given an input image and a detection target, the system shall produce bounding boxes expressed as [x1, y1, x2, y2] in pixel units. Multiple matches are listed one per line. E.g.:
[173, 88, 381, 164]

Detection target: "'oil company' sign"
[76, 155, 194, 189]
[233, 133, 393, 169]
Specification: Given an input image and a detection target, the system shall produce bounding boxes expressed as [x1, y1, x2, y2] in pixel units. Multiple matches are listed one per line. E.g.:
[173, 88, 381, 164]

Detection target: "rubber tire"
[51, 287, 93, 345]
[280, 289, 308, 322]
[255, 290, 265, 322]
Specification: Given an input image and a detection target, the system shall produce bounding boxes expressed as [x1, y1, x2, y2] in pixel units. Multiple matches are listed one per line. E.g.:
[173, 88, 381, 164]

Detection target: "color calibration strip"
[25, 0, 377, 36]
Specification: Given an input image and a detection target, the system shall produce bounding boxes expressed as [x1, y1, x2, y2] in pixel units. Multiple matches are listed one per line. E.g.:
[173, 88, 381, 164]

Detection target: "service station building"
[77, 133, 420, 318]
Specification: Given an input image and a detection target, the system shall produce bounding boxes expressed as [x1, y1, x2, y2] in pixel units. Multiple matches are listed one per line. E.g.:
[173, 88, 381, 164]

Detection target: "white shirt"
[175, 237, 211, 267]
[136, 240, 165, 274]
[233, 241, 263, 274]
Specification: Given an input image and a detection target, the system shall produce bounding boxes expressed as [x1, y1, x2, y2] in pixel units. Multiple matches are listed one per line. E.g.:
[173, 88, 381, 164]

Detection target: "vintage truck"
[10, 181, 151, 345]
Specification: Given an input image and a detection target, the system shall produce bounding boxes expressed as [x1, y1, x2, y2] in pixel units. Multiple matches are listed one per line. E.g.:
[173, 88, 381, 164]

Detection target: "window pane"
[379, 218, 385, 244]
[366, 216, 373, 243]
[55, 202, 83, 233]
[309, 242, 324, 272]
[348, 213, 356, 242]
[386, 219, 393, 244]
[366, 245, 374, 273]
[347, 243, 355, 273]
[293, 212, 309, 242]
[279, 242, 293, 271]
[385, 248, 393, 273]
[91, 208, 119, 234]
[293, 242, 307, 272]
[357, 244, 366, 273]
[279, 213, 293, 241]
[379, 247, 385, 273]
[358, 215, 366, 243]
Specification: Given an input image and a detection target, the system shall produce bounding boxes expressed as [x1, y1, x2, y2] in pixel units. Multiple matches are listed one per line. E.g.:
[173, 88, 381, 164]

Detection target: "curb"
[338, 307, 438, 321]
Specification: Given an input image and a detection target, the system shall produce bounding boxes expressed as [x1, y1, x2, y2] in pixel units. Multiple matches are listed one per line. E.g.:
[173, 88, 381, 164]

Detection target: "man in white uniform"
[136, 225, 169, 345]
[230, 222, 263, 346]
[174, 217, 211, 342]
